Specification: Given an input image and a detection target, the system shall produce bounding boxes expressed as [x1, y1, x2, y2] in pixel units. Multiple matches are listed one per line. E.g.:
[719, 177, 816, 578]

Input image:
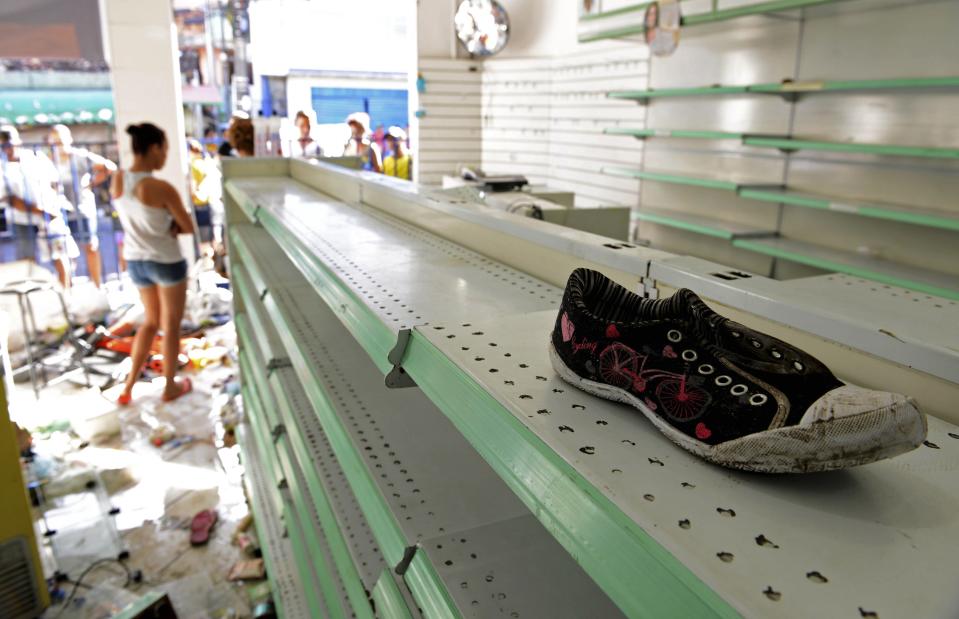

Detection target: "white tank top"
[115, 170, 183, 263]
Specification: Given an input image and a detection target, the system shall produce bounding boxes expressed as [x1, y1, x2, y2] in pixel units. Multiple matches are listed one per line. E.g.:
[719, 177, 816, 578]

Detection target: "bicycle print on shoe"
[549, 268, 927, 473]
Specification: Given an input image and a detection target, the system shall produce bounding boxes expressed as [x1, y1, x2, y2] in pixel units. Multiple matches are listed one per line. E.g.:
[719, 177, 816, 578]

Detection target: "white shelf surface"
[228, 176, 563, 366]
[232, 222, 624, 618]
[413, 311, 959, 619]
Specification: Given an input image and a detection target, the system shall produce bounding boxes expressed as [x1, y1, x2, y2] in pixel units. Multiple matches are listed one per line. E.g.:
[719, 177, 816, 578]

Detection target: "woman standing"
[112, 123, 195, 404]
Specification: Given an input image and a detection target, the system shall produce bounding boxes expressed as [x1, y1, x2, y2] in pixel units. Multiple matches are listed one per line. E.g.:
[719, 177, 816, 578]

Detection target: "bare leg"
[120, 286, 160, 399]
[158, 280, 187, 400]
[85, 244, 102, 288]
[53, 257, 72, 290]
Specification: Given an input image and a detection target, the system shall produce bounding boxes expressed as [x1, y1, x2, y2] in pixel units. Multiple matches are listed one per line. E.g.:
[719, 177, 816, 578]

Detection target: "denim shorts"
[128, 259, 188, 288]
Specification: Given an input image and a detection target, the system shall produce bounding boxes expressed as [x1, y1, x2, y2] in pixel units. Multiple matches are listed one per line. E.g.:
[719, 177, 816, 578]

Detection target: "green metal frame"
[372, 571, 415, 619]
[260, 290, 462, 618]
[732, 239, 959, 300]
[608, 76, 959, 102]
[743, 136, 959, 159]
[738, 188, 959, 232]
[255, 208, 396, 374]
[604, 166, 743, 191]
[606, 127, 959, 160]
[605, 167, 959, 232]
[579, 0, 850, 42]
[400, 334, 739, 619]
[635, 210, 741, 240]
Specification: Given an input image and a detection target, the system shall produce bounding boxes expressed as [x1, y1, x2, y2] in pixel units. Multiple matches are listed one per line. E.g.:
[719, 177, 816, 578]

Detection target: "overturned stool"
[0, 279, 93, 398]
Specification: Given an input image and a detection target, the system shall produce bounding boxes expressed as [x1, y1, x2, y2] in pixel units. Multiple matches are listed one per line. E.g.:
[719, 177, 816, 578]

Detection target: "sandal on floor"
[190, 509, 218, 546]
[161, 377, 193, 402]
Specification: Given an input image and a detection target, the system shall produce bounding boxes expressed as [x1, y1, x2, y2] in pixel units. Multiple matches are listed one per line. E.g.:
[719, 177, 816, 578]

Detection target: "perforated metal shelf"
[226, 177, 562, 371]
[232, 222, 624, 618]
[236, 405, 313, 619]
[403, 311, 959, 618]
[240, 363, 337, 617]
[236, 299, 388, 615]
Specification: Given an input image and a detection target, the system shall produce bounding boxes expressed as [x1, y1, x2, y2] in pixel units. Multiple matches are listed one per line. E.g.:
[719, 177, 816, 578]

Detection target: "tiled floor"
[17, 324, 258, 618]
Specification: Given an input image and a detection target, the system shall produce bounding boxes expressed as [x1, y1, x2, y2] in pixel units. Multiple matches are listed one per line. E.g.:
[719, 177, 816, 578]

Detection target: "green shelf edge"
[256, 208, 396, 375]
[401, 333, 740, 619]
[732, 239, 959, 300]
[266, 364, 378, 619]
[605, 127, 959, 160]
[605, 127, 751, 140]
[239, 353, 339, 618]
[635, 211, 735, 239]
[738, 189, 959, 232]
[579, 0, 849, 42]
[608, 85, 749, 100]
[235, 314, 373, 619]
[743, 136, 959, 159]
[609, 76, 959, 101]
[236, 423, 287, 619]
[604, 166, 740, 191]
[372, 571, 414, 619]
[258, 290, 462, 619]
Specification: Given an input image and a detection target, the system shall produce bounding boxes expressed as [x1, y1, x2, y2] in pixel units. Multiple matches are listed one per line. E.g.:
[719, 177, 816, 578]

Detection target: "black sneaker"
[549, 268, 927, 473]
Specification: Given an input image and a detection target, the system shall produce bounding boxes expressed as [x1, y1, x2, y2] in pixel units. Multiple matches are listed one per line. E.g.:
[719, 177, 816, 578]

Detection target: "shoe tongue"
[674, 288, 727, 339]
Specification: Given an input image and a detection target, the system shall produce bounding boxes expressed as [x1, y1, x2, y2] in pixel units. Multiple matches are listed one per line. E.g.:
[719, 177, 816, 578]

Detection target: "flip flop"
[190, 509, 218, 546]
[161, 377, 193, 402]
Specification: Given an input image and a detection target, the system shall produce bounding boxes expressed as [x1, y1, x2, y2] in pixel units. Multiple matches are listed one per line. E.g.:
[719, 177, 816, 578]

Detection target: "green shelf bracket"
[371, 571, 414, 619]
[580, 0, 851, 43]
[732, 239, 959, 300]
[608, 76, 959, 102]
[401, 333, 739, 619]
[605, 127, 749, 140]
[743, 136, 959, 160]
[738, 189, 959, 232]
[604, 166, 746, 191]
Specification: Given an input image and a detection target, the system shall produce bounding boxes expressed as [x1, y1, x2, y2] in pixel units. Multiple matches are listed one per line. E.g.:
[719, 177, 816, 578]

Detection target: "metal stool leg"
[54, 289, 92, 388]
[16, 293, 40, 399]
[22, 293, 48, 389]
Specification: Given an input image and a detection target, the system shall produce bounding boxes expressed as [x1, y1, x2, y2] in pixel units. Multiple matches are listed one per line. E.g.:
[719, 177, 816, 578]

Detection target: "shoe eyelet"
[697, 364, 714, 375]
[681, 349, 698, 362]
[749, 393, 768, 406]
[730, 384, 748, 396]
[729, 331, 741, 339]
[750, 339, 762, 349]
[667, 329, 682, 343]
[793, 361, 804, 371]
[771, 349, 783, 359]
[715, 375, 732, 386]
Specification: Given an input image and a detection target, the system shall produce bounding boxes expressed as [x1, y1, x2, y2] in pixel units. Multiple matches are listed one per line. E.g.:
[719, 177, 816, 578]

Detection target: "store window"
[310, 87, 408, 131]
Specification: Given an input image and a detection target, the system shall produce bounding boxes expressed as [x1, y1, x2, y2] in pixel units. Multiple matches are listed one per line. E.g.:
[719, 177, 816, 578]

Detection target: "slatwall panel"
[415, 57, 483, 185]
[481, 43, 649, 206]
[637, 0, 959, 279]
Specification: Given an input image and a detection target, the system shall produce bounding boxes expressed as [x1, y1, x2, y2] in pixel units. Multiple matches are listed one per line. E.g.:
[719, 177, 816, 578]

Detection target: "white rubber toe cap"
[799, 385, 918, 426]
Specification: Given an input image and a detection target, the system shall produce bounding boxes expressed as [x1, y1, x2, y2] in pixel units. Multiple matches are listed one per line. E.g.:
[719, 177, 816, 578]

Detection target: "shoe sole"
[548, 342, 927, 473]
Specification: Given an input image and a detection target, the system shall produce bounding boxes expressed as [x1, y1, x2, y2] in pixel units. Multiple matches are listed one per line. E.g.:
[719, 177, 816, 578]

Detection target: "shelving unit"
[577, 0, 851, 43]
[605, 127, 959, 160]
[229, 208, 625, 617]
[607, 76, 959, 103]
[226, 159, 959, 618]
[634, 207, 776, 240]
[603, 166, 959, 298]
[731, 237, 959, 300]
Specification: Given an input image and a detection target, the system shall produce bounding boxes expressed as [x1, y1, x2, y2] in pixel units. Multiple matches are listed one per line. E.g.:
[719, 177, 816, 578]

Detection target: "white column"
[99, 0, 189, 208]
